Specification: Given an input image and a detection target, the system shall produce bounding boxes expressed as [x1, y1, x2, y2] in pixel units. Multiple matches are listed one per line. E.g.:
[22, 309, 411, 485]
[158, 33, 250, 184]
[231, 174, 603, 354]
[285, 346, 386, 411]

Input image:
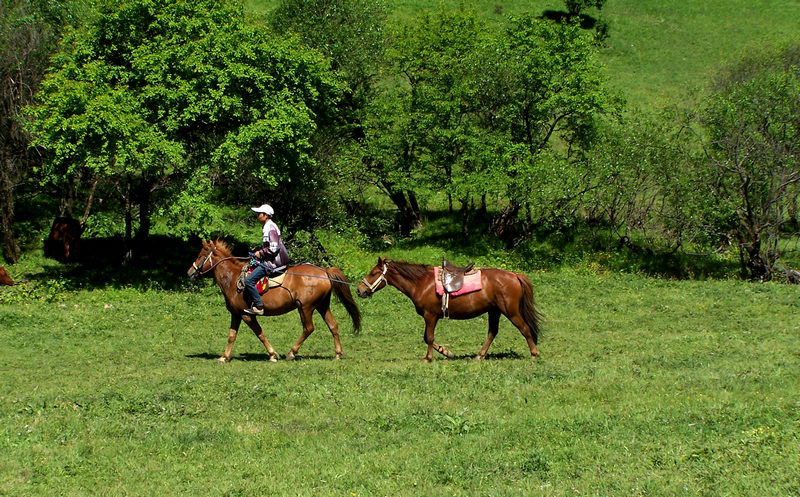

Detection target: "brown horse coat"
[0, 265, 13, 286]
[187, 240, 360, 362]
[357, 257, 541, 362]
[44, 217, 82, 262]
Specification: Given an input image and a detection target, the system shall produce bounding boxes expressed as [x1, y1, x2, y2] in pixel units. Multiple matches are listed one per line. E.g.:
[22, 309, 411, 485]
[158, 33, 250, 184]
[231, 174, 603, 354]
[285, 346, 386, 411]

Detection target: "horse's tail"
[326, 267, 362, 334]
[517, 273, 541, 344]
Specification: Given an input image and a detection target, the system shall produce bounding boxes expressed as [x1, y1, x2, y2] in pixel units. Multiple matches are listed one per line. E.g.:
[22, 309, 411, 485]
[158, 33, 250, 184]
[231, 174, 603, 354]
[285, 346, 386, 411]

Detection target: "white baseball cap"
[251, 204, 274, 216]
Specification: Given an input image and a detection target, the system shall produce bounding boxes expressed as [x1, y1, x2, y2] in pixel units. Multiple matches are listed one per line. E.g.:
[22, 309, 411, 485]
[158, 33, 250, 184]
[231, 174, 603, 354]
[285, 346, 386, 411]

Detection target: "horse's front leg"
[422, 313, 453, 362]
[243, 315, 279, 363]
[219, 314, 241, 363]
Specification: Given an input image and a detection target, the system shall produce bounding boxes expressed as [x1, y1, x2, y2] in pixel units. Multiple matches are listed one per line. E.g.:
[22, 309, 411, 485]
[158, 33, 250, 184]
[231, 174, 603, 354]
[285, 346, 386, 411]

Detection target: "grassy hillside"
[1, 245, 799, 495]
[599, 0, 800, 108]
[250, 0, 800, 109]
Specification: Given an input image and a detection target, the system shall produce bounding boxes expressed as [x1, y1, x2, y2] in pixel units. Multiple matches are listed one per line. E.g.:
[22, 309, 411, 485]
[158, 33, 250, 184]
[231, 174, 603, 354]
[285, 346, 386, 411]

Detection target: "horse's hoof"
[217, 356, 229, 363]
[268, 355, 279, 363]
[446, 350, 454, 359]
[333, 354, 342, 361]
[473, 355, 484, 361]
[286, 352, 296, 361]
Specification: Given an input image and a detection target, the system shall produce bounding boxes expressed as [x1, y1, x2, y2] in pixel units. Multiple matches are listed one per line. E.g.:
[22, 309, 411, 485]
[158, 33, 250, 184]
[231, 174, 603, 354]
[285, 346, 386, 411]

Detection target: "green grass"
[599, 0, 800, 108]
[2, 243, 799, 495]
[248, 0, 800, 109]
[3, 2, 799, 494]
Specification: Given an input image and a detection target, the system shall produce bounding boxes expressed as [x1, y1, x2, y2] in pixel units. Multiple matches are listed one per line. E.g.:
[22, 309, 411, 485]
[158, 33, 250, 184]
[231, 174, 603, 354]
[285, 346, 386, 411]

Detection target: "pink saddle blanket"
[433, 267, 482, 296]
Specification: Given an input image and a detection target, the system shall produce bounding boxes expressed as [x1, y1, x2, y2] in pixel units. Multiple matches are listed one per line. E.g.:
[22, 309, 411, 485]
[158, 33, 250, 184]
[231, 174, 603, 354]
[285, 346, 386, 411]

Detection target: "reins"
[195, 250, 357, 286]
[194, 253, 245, 276]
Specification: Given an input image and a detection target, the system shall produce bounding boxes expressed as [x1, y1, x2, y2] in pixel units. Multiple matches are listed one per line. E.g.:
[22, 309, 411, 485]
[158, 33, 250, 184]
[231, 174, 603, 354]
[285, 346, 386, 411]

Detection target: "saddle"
[440, 258, 475, 293]
[236, 263, 288, 294]
[438, 258, 478, 318]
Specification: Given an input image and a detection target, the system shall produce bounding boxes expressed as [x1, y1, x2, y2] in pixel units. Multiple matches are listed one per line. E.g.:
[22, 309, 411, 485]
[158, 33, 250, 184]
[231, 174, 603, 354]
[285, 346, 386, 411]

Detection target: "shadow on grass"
[33, 234, 254, 292]
[451, 350, 526, 361]
[541, 9, 598, 30]
[185, 352, 338, 362]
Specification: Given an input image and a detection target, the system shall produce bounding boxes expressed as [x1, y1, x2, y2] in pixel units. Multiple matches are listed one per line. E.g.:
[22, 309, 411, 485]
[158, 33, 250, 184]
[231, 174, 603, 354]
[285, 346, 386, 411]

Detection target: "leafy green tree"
[697, 44, 800, 280]
[581, 111, 690, 250]
[268, 0, 387, 232]
[352, 8, 489, 234]
[1, 0, 83, 262]
[26, 0, 342, 246]
[357, 11, 611, 237]
[482, 14, 613, 236]
[269, 0, 386, 118]
[386, 8, 491, 233]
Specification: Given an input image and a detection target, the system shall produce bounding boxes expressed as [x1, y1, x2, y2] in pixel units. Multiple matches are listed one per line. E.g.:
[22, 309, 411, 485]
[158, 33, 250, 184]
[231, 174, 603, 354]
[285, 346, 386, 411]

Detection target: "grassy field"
[1, 237, 799, 496]
[3, 1, 799, 495]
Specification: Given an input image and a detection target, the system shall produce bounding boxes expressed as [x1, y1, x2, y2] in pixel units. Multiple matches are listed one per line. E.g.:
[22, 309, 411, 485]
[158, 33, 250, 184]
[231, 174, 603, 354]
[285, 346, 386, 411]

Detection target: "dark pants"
[244, 263, 272, 308]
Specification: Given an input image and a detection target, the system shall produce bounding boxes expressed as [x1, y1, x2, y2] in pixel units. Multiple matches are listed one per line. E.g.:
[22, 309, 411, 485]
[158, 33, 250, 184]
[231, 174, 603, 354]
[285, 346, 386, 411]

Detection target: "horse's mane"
[211, 239, 235, 258]
[387, 260, 432, 281]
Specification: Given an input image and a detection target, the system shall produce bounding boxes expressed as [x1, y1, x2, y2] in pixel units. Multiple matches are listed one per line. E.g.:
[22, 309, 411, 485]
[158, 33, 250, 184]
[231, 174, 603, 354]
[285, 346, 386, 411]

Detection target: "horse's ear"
[379, 256, 387, 265]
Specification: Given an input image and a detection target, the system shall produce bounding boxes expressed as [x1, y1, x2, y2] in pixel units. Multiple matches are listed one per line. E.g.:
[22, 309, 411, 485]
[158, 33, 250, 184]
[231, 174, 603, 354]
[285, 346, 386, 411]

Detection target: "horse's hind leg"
[508, 312, 540, 359]
[243, 315, 279, 363]
[287, 305, 316, 361]
[318, 303, 344, 360]
[475, 309, 501, 361]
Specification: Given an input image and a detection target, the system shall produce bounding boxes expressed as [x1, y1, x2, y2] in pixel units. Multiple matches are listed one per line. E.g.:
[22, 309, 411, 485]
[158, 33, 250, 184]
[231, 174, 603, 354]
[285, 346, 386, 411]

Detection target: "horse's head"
[187, 241, 216, 281]
[356, 257, 389, 298]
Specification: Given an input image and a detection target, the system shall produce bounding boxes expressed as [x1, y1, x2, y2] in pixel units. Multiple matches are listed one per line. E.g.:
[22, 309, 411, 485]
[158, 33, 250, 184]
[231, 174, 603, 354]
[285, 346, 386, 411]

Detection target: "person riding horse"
[243, 204, 290, 315]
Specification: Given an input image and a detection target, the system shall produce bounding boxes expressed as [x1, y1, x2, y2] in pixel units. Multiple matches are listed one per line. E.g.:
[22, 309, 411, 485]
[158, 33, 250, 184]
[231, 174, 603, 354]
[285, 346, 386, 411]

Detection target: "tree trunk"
[135, 180, 152, 243]
[0, 155, 20, 263]
[460, 197, 470, 237]
[381, 180, 422, 235]
[491, 201, 521, 238]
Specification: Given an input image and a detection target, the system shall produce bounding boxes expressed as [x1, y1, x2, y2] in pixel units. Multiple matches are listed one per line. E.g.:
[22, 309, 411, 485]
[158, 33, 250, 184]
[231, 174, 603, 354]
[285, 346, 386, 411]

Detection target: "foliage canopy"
[27, 0, 343, 242]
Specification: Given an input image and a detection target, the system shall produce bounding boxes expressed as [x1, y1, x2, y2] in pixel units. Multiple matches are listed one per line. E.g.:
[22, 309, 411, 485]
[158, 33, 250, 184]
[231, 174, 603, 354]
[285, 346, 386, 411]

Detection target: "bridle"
[360, 263, 389, 294]
[192, 245, 244, 276]
[192, 247, 215, 274]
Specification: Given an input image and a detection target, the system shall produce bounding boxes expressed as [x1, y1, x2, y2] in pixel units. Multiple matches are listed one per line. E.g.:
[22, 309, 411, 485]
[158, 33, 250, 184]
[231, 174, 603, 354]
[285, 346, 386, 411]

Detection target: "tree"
[1, 0, 81, 262]
[356, 11, 611, 237]
[351, 8, 490, 234]
[482, 14, 612, 236]
[581, 111, 690, 250]
[382, 8, 491, 233]
[26, 0, 342, 248]
[270, 0, 387, 119]
[268, 0, 388, 231]
[697, 44, 800, 280]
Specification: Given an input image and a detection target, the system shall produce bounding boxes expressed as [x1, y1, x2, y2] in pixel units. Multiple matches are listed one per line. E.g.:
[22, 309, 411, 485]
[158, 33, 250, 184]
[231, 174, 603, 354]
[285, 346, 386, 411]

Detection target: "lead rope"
[196, 250, 359, 286]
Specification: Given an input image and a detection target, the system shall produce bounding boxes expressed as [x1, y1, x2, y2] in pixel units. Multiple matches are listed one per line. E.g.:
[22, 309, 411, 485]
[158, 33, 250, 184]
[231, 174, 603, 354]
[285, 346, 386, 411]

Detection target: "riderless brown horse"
[187, 240, 360, 362]
[0, 265, 13, 286]
[356, 257, 541, 362]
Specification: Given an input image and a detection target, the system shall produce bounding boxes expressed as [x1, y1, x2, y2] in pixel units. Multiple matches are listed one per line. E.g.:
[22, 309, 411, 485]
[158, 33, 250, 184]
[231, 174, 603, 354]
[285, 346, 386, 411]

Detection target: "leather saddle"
[440, 258, 475, 293]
